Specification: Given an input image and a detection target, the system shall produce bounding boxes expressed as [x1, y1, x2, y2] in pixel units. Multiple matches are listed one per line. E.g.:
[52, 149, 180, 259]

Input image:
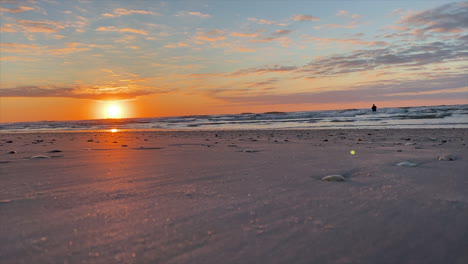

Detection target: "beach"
[1, 129, 467, 264]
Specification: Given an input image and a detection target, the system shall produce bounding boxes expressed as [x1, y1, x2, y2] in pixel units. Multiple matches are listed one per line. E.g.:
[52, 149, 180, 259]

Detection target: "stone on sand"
[321, 175, 345, 182]
[438, 154, 455, 161]
[397, 161, 417, 167]
[31, 155, 51, 159]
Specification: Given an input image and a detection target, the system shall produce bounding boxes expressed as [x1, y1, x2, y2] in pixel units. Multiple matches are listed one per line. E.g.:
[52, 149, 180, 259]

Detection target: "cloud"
[230, 65, 298, 77]
[301, 36, 388, 47]
[0, 42, 42, 54]
[248, 17, 288, 26]
[102, 8, 158, 17]
[274, 29, 292, 36]
[176, 11, 211, 18]
[0, 85, 159, 100]
[336, 10, 362, 19]
[195, 36, 225, 42]
[96, 26, 148, 35]
[0, 23, 17, 32]
[236, 47, 256, 52]
[249, 37, 277, 43]
[292, 15, 319, 22]
[0, 6, 34, 13]
[314, 23, 359, 29]
[231, 32, 260, 38]
[0, 42, 110, 55]
[385, 25, 410, 31]
[164, 42, 190, 48]
[15, 19, 65, 33]
[188, 11, 210, 18]
[213, 74, 468, 105]
[299, 40, 466, 78]
[398, 2, 468, 34]
[194, 29, 226, 42]
[245, 78, 279, 88]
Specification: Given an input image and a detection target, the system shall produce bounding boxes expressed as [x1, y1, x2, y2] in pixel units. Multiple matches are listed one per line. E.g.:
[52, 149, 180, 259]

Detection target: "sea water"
[1, 104, 467, 133]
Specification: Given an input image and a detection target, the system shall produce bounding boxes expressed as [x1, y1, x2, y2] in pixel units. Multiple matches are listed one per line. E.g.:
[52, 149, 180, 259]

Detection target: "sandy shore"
[1, 129, 467, 264]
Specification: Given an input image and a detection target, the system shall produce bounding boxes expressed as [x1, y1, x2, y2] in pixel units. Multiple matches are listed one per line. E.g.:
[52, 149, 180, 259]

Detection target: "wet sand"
[1, 129, 468, 264]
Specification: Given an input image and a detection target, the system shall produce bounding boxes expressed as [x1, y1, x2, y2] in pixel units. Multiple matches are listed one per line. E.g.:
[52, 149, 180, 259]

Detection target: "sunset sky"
[1, 0, 467, 122]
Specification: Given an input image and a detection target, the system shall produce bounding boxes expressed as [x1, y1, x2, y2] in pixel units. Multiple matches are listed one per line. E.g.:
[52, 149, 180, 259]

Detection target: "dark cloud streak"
[0, 85, 160, 100]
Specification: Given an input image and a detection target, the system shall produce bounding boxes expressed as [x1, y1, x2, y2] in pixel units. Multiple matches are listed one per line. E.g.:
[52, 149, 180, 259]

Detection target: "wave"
[1, 104, 467, 132]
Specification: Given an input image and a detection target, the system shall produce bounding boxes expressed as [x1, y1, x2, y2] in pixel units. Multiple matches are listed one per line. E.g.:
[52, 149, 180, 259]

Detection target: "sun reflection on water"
[110, 128, 118, 133]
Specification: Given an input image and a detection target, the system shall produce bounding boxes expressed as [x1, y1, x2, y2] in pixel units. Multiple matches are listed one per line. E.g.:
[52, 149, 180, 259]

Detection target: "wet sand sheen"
[1, 129, 467, 264]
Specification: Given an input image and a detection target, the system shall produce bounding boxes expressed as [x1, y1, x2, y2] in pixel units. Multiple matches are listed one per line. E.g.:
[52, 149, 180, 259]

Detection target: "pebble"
[243, 149, 258, 153]
[321, 175, 345, 182]
[47, 150, 62, 153]
[397, 161, 417, 167]
[8, 151, 17, 154]
[405, 142, 415, 145]
[438, 154, 455, 161]
[31, 155, 51, 159]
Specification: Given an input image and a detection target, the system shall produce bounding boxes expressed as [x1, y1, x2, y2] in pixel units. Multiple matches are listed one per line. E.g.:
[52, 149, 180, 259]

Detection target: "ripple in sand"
[321, 175, 345, 182]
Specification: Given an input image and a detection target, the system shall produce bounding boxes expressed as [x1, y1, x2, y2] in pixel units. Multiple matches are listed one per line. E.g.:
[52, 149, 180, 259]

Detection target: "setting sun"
[104, 103, 123, 119]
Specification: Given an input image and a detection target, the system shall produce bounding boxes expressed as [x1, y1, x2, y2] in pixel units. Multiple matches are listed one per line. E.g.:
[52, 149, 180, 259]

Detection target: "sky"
[0, 0, 467, 122]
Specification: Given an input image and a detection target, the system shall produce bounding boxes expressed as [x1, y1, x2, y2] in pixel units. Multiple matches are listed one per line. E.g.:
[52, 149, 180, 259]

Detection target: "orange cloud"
[248, 17, 288, 26]
[231, 32, 259, 38]
[96, 26, 148, 35]
[292, 15, 319, 22]
[237, 47, 256, 52]
[165, 42, 190, 48]
[188, 11, 210, 18]
[102, 8, 158, 17]
[195, 36, 225, 42]
[336, 10, 362, 19]
[386, 25, 410, 31]
[0, 42, 42, 54]
[15, 19, 65, 33]
[0, 6, 34, 13]
[176, 11, 211, 18]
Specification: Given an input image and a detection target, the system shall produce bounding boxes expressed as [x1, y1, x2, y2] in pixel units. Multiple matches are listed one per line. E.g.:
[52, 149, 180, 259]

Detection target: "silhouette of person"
[371, 104, 377, 112]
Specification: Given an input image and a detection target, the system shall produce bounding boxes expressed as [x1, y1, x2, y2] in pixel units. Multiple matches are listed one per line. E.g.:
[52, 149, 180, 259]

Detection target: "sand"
[1, 129, 467, 264]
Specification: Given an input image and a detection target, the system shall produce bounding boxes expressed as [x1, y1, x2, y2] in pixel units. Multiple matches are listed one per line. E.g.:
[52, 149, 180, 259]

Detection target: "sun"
[105, 104, 123, 119]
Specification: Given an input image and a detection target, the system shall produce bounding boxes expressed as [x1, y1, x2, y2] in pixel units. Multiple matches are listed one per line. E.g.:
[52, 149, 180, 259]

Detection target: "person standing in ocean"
[372, 104, 377, 112]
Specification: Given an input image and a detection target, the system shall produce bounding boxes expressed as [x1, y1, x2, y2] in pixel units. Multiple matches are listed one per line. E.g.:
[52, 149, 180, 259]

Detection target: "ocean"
[1, 104, 467, 133]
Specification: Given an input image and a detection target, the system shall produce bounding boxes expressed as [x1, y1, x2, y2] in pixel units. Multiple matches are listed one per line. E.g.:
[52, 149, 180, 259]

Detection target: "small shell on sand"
[438, 154, 455, 161]
[397, 161, 417, 167]
[321, 175, 345, 182]
[31, 155, 51, 159]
